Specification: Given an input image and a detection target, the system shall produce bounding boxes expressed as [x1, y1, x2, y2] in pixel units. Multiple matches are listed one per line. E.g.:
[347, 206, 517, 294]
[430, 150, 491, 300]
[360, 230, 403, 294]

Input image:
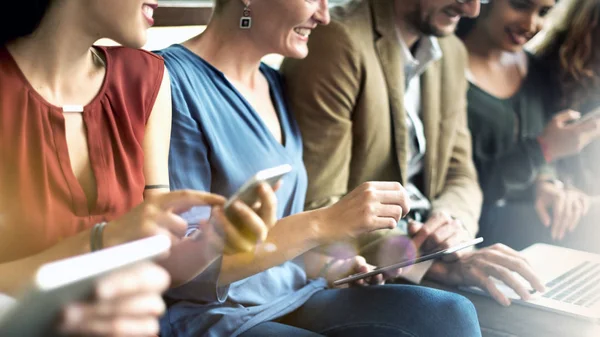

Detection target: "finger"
[383, 267, 403, 281]
[535, 199, 551, 227]
[368, 273, 384, 285]
[213, 208, 256, 253]
[156, 190, 226, 213]
[272, 180, 283, 192]
[63, 294, 166, 322]
[490, 244, 532, 265]
[469, 268, 511, 307]
[408, 220, 423, 236]
[412, 215, 449, 249]
[422, 222, 457, 253]
[479, 261, 532, 301]
[557, 196, 575, 241]
[580, 194, 591, 215]
[567, 198, 582, 237]
[375, 190, 410, 217]
[555, 110, 581, 125]
[255, 183, 278, 230]
[552, 196, 566, 241]
[484, 249, 546, 292]
[440, 232, 466, 262]
[157, 211, 189, 238]
[376, 204, 404, 222]
[61, 312, 160, 337]
[225, 202, 269, 243]
[96, 263, 170, 300]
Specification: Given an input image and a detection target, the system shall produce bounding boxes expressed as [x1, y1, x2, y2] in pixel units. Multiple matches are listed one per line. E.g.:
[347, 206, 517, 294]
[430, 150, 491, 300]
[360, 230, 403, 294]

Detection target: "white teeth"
[294, 28, 311, 37]
[143, 5, 154, 18]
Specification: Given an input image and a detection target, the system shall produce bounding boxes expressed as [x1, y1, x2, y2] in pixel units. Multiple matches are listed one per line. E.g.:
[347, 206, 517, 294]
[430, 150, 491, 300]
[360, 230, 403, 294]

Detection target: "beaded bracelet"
[90, 222, 108, 252]
[318, 258, 338, 279]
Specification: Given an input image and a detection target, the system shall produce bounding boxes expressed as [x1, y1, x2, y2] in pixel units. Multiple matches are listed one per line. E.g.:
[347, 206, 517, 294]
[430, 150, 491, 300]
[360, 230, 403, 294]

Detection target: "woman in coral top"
[0, 1, 275, 335]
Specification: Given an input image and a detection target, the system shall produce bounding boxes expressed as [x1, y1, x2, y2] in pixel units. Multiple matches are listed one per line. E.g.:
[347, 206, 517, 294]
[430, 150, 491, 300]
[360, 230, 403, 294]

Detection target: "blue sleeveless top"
[156, 45, 326, 337]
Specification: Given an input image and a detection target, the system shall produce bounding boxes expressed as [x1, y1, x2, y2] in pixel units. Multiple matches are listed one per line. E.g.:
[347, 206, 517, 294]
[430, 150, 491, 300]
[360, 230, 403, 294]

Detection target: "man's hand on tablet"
[60, 262, 169, 337]
[409, 211, 471, 261]
[323, 256, 387, 288]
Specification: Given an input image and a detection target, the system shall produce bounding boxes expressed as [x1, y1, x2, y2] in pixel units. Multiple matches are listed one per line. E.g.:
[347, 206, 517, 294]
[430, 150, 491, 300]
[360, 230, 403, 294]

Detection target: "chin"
[122, 35, 147, 49]
[283, 47, 309, 60]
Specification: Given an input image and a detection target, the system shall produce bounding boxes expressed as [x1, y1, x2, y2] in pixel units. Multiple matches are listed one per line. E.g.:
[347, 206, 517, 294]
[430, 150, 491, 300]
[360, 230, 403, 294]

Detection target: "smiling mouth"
[294, 27, 312, 38]
[142, 4, 157, 23]
[507, 29, 532, 45]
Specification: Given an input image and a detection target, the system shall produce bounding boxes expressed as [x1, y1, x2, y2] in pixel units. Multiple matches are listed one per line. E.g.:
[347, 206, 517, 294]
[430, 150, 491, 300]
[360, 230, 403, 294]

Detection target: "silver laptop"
[461, 244, 600, 322]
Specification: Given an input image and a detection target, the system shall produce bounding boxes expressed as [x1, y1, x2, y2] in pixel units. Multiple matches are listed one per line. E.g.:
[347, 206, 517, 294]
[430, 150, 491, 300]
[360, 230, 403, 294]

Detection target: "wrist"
[99, 221, 119, 249]
[537, 136, 553, 163]
[308, 208, 333, 245]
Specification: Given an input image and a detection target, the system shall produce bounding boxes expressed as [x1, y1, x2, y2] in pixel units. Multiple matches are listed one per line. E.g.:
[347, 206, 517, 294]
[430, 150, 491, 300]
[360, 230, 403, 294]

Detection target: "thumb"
[554, 110, 581, 125]
[535, 199, 551, 227]
[408, 220, 423, 236]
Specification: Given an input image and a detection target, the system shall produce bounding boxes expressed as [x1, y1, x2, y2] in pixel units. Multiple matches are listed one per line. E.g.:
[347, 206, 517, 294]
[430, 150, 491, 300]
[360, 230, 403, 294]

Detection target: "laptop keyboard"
[542, 261, 600, 308]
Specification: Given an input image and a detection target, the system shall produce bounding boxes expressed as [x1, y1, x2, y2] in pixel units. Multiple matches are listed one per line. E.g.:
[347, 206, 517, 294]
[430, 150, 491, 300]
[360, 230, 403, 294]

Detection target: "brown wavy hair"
[537, 0, 600, 109]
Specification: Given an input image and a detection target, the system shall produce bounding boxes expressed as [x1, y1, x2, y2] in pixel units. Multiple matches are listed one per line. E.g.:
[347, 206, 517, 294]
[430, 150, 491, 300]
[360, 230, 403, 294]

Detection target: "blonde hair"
[537, 0, 600, 108]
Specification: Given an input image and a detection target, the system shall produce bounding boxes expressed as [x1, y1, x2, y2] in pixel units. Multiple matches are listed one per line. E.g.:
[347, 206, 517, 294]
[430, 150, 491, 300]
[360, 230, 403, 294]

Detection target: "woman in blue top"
[157, 0, 481, 336]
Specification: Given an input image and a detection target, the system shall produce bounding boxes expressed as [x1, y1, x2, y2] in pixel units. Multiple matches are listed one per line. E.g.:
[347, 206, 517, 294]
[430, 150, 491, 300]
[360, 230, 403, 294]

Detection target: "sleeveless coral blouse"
[0, 46, 165, 263]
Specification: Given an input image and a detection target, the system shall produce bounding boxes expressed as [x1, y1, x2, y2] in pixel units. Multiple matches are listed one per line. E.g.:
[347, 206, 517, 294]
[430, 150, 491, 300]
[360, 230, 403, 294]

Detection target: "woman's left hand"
[324, 256, 393, 288]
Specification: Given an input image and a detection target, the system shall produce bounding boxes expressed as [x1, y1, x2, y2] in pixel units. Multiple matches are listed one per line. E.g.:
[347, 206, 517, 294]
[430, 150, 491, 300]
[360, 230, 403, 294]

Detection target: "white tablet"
[0, 235, 171, 337]
[333, 237, 484, 286]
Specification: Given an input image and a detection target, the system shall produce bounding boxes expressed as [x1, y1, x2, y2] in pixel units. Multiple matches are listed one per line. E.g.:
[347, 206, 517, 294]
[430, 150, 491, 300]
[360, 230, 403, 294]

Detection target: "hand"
[426, 244, 546, 306]
[159, 184, 277, 286]
[211, 182, 278, 254]
[317, 182, 410, 243]
[539, 110, 600, 160]
[408, 211, 471, 261]
[59, 262, 169, 337]
[324, 256, 393, 288]
[103, 190, 227, 248]
[535, 181, 590, 241]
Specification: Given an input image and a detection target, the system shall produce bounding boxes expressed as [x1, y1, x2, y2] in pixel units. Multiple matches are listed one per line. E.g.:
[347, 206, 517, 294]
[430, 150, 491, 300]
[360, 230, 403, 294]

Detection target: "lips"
[506, 28, 531, 45]
[293, 27, 312, 38]
[142, 3, 158, 26]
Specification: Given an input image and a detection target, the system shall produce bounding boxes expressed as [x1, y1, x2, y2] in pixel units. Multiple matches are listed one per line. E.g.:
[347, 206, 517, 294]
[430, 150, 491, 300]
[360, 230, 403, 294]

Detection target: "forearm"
[218, 210, 323, 285]
[0, 228, 93, 296]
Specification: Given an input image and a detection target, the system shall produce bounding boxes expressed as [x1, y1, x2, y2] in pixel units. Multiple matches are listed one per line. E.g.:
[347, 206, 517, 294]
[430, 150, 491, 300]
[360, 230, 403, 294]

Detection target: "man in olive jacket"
[281, 0, 545, 309]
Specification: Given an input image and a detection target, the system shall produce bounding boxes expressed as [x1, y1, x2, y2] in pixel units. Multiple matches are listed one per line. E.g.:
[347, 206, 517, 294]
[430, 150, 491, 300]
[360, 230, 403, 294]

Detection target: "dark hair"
[537, 0, 600, 109]
[0, 1, 53, 46]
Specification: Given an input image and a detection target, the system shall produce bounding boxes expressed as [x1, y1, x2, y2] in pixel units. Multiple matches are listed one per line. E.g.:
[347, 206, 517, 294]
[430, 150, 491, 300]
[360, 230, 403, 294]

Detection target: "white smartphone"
[333, 237, 484, 287]
[189, 164, 292, 241]
[0, 235, 171, 337]
[224, 164, 292, 211]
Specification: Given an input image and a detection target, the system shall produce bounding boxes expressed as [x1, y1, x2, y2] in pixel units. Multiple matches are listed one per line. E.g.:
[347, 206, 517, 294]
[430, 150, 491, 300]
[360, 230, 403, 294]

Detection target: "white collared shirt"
[395, 32, 443, 284]
[397, 32, 443, 182]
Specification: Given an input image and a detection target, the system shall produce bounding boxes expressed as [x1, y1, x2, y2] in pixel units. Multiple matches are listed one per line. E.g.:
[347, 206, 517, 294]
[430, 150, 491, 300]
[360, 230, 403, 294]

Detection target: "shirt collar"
[397, 32, 443, 82]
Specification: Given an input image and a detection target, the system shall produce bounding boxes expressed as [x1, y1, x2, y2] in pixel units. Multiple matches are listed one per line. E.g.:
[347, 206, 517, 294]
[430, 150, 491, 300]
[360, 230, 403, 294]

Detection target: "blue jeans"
[239, 284, 481, 337]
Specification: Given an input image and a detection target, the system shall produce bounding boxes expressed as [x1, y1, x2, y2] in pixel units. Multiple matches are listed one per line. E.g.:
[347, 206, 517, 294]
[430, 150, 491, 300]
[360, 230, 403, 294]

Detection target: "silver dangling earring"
[240, 3, 252, 29]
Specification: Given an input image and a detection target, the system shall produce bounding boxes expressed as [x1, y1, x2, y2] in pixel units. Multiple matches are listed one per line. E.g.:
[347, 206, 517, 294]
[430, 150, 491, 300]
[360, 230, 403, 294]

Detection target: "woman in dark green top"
[457, 0, 600, 252]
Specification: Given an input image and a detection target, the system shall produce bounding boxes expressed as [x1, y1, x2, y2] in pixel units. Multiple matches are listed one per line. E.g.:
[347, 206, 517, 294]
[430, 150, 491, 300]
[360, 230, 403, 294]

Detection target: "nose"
[455, 0, 482, 18]
[521, 13, 543, 35]
[314, 0, 331, 25]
